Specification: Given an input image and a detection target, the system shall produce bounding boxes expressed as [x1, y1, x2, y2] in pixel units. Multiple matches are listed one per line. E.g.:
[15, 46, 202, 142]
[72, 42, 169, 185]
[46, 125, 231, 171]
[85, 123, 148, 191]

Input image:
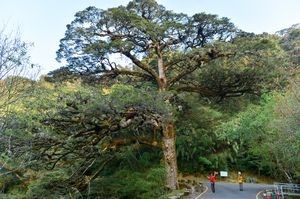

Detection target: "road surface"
[197, 182, 273, 199]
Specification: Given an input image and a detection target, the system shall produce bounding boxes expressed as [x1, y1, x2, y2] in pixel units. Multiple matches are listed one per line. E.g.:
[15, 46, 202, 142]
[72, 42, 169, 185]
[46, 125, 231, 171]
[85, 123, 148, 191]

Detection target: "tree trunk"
[157, 47, 167, 91]
[156, 46, 178, 189]
[162, 122, 178, 190]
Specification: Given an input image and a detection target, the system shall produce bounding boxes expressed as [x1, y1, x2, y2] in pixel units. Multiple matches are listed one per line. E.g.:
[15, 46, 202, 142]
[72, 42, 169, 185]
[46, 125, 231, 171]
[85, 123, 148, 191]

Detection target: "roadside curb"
[256, 190, 265, 199]
[194, 185, 208, 199]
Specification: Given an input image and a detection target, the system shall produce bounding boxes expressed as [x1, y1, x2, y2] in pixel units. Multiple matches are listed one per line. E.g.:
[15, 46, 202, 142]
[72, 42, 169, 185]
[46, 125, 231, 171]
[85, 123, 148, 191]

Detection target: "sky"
[0, 0, 299, 75]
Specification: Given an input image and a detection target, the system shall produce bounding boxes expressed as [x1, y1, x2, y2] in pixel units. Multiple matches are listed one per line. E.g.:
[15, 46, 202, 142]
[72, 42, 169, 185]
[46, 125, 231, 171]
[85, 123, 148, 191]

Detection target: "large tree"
[0, 27, 38, 179]
[0, 28, 38, 110]
[54, 0, 286, 189]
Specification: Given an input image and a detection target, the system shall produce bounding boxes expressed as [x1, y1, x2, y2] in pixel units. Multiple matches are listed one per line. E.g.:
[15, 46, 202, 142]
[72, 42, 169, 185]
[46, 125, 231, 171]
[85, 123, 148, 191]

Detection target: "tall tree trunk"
[157, 47, 167, 91]
[162, 122, 178, 190]
[156, 46, 178, 189]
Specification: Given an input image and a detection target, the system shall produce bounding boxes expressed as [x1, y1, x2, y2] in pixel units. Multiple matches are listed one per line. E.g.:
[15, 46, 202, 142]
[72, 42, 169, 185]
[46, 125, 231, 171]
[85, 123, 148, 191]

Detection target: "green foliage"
[215, 96, 277, 173]
[52, 0, 291, 191]
[0, 172, 21, 194]
[197, 156, 213, 169]
[52, 0, 263, 107]
[175, 94, 224, 172]
[2, 1, 299, 197]
[0, 28, 37, 119]
[26, 170, 71, 199]
[109, 84, 172, 118]
[84, 166, 166, 199]
[197, 34, 288, 100]
[215, 76, 300, 182]
[278, 24, 300, 65]
[1, 80, 173, 197]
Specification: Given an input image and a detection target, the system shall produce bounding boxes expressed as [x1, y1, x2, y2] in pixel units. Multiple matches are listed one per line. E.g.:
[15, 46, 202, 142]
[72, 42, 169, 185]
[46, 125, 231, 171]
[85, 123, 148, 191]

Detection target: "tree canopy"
[49, 0, 288, 190]
[1, 1, 298, 198]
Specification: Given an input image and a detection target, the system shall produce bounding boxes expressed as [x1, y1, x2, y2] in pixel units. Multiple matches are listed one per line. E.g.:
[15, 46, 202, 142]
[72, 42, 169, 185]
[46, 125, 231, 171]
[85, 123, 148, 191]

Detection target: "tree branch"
[122, 51, 158, 80]
[110, 137, 162, 149]
[99, 69, 154, 81]
[175, 85, 215, 97]
[169, 50, 236, 87]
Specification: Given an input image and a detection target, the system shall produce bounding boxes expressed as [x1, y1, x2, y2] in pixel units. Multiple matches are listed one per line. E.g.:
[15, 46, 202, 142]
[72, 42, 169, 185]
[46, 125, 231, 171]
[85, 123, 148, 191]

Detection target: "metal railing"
[274, 182, 300, 198]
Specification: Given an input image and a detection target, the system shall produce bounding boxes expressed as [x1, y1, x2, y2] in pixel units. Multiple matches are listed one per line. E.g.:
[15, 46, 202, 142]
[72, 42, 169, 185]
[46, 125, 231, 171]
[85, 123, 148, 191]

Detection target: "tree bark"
[162, 122, 178, 190]
[156, 47, 178, 190]
[157, 47, 167, 91]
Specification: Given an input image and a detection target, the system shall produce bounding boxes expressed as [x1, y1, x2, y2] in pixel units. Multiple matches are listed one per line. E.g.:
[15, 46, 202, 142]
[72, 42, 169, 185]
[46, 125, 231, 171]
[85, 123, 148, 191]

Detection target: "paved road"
[198, 182, 273, 199]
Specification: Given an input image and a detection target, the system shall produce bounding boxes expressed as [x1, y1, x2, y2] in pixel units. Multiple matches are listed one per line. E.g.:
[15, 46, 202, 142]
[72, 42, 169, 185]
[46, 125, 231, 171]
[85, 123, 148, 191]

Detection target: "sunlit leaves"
[215, 78, 300, 181]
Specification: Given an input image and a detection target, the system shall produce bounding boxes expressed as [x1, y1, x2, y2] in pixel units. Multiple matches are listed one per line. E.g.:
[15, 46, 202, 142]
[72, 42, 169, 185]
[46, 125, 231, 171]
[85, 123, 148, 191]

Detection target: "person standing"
[209, 172, 216, 193]
[238, 172, 244, 191]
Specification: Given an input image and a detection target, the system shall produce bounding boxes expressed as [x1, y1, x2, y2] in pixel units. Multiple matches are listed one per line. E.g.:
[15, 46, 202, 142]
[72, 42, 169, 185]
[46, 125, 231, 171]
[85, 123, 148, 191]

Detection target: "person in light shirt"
[238, 171, 244, 191]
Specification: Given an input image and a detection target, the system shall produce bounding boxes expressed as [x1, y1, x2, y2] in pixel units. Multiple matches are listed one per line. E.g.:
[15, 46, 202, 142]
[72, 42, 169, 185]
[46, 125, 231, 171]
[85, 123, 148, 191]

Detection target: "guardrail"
[258, 183, 300, 199]
[274, 183, 300, 198]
